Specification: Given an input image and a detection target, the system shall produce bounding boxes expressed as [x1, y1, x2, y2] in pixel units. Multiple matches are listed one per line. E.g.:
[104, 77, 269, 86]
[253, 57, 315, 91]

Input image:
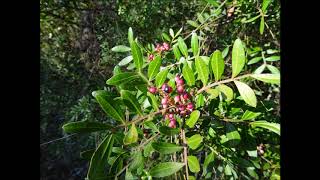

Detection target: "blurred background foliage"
[40, 0, 279, 179]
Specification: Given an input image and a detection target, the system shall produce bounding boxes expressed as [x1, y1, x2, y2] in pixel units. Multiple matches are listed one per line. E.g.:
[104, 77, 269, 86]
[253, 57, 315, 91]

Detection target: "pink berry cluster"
[148, 42, 170, 61]
[148, 75, 194, 128]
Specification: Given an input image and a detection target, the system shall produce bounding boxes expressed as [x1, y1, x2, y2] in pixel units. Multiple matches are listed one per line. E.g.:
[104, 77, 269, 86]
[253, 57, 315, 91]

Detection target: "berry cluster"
[148, 42, 170, 61]
[148, 75, 194, 128]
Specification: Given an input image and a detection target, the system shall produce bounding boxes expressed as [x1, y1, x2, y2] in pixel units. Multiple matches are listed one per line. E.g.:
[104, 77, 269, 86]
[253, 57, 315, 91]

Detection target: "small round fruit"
[168, 113, 174, 119]
[187, 102, 194, 110]
[148, 54, 154, 61]
[177, 85, 184, 93]
[162, 104, 168, 109]
[175, 75, 181, 83]
[161, 97, 168, 105]
[178, 104, 186, 111]
[174, 95, 181, 103]
[168, 119, 176, 128]
[148, 86, 157, 94]
[177, 79, 184, 85]
[182, 92, 189, 100]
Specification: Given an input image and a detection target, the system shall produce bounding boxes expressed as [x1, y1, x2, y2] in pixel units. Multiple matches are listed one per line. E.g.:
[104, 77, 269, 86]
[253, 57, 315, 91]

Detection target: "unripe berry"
[177, 85, 184, 93]
[187, 102, 194, 110]
[178, 104, 186, 111]
[168, 119, 176, 128]
[148, 86, 157, 94]
[174, 95, 181, 103]
[180, 110, 186, 117]
[177, 79, 184, 85]
[161, 97, 168, 105]
[175, 75, 181, 83]
[182, 92, 189, 100]
[162, 104, 168, 109]
[148, 54, 154, 61]
[162, 42, 170, 51]
[168, 113, 174, 119]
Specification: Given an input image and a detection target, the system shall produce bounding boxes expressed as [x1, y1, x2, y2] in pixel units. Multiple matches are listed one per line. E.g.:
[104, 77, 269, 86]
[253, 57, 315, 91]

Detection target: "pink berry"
[167, 86, 173, 93]
[161, 97, 168, 105]
[187, 103, 194, 110]
[182, 93, 189, 100]
[175, 75, 181, 83]
[177, 79, 184, 85]
[148, 54, 154, 61]
[148, 86, 157, 94]
[168, 119, 176, 128]
[168, 113, 174, 119]
[161, 83, 167, 91]
[162, 104, 168, 109]
[178, 104, 186, 111]
[174, 95, 180, 103]
[155, 44, 162, 52]
[162, 42, 170, 51]
[177, 85, 184, 93]
[180, 110, 186, 117]
[161, 46, 166, 51]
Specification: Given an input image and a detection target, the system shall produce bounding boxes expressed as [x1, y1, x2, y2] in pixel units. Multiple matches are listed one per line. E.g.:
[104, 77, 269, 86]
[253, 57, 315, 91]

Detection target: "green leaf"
[87, 134, 114, 179]
[232, 38, 246, 78]
[147, 92, 159, 111]
[254, 64, 266, 74]
[206, 88, 219, 99]
[129, 151, 144, 171]
[260, 16, 265, 35]
[123, 123, 138, 145]
[62, 121, 112, 134]
[187, 20, 199, 28]
[162, 32, 171, 42]
[250, 121, 280, 135]
[144, 121, 159, 132]
[248, 57, 263, 65]
[178, 37, 188, 57]
[265, 56, 280, 61]
[191, 33, 199, 56]
[241, 15, 261, 23]
[173, 44, 181, 60]
[224, 164, 232, 176]
[225, 123, 241, 146]
[186, 110, 201, 128]
[106, 72, 141, 86]
[149, 162, 184, 178]
[210, 50, 225, 81]
[125, 171, 138, 180]
[151, 142, 183, 154]
[241, 110, 261, 120]
[203, 151, 215, 176]
[189, 176, 196, 180]
[182, 62, 195, 86]
[187, 156, 200, 173]
[92, 90, 125, 123]
[143, 141, 155, 157]
[195, 56, 209, 85]
[148, 55, 162, 80]
[205, 0, 219, 7]
[187, 134, 203, 150]
[159, 126, 180, 136]
[130, 40, 144, 72]
[267, 65, 280, 74]
[251, 74, 280, 84]
[216, 84, 233, 101]
[196, 94, 205, 108]
[197, 13, 205, 24]
[121, 90, 143, 115]
[80, 149, 95, 160]
[169, 28, 174, 38]
[262, 0, 272, 12]
[112, 45, 131, 52]
[128, 27, 134, 45]
[234, 81, 257, 107]
[222, 46, 229, 58]
[119, 56, 134, 66]
[247, 167, 259, 179]
[155, 68, 168, 88]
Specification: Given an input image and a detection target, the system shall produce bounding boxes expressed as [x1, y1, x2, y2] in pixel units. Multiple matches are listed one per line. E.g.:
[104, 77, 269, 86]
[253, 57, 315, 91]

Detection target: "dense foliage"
[41, 0, 280, 179]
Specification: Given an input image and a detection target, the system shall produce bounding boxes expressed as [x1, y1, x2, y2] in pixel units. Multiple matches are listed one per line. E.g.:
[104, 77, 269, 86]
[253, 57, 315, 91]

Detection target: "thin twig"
[181, 128, 189, 179]
[40, 133, 77, 147]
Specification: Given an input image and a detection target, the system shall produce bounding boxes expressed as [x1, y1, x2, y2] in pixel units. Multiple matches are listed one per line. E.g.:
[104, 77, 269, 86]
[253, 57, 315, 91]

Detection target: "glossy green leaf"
[178, 37, 188, 57]
[248, 57, 263, 65]
[260, 16, 265, 35]
[189, 176, 196, 180]
[162, 32, 171, 42]
[225, 123, 241, 146]
[106, 72, 141, 86]
[159, 126, 180, 136]
[143, 141, 155, 157]
[262, 0, 272, 12]
[224, 164, 232, 176]
[151, 142, 183, 154]
[267, 65, 280, 74]
[197, 13, 205, 24]
[148, 55, 161, 80]
[182, 62, 195, 86]
[80, 149, 95, 160]
[265, 56, 280, 61]
[234, 81, 257, 107]
[206, 88, 219, 99]
[191, 33, 199, 56]
[196, 94, 205, 108]
[241, 110, 261, 120]
[247, 167, 259, 179]
[250, 121, 280, 135]
[62, 121, 112, 134]
[87, 134, 114, 179]
[210, 50, 225, 81]
[195, 56, 209, 85]
[155, 68, 168, 88]
[125, 171, 138, 180]
[254, 64, 266, 74]
[232, 38, 246, 78]
[187, 134, 203, 150]
[121, 90, 143, 115]
[251, 74, 280, 84]
[203, 151, 215, 175]
[241, 15, 261, 23]
[217, 84, 233, 101]
[128, 27, 134, 45]
[92, 90, 125, 123]
[123, 123, 138, 145]
[112, 45, 131, 52]
[187, 156, 200, 173]
[147, 92, 159, 111]
[119, 56, 133, 66]
[205, 0, 219, 7]
[187, 20, 199, 28]
[149, 162, 184, 178]
[129, 151, 144, 171]
[130, 40, 144, 72]
[144, 121, 159, 133]
[222, 46, 229, 58]
[186, 110, 201, 128]
[173, 44, 181, 60]
[169, 28, 174, 38]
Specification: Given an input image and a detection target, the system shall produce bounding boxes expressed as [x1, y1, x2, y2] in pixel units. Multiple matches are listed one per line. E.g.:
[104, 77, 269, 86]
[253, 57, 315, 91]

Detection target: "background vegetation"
[40, 0, 280, 179]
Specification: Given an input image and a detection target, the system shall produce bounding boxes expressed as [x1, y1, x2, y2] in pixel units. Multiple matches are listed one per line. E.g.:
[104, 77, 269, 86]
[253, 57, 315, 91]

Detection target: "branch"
[197, 74, 252, 94]
[181, 128, 189, 179]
